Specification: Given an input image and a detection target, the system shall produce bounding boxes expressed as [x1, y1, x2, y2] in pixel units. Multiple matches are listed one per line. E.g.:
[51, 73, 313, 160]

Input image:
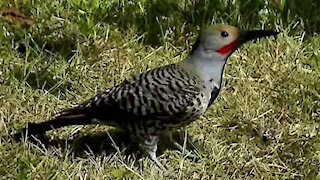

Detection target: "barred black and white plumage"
[14, 24, 278, 170]
[59, 64, 209, 137]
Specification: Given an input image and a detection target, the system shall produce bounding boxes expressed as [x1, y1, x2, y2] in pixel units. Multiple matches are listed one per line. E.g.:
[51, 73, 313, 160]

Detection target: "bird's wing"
[84, 64, 207, 126]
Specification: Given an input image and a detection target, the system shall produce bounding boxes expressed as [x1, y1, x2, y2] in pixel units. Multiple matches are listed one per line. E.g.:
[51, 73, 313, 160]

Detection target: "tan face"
[200, 25, 240, 56]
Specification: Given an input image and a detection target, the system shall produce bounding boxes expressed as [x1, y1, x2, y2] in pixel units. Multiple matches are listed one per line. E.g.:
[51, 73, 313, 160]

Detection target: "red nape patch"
[218, 41, 237, 55]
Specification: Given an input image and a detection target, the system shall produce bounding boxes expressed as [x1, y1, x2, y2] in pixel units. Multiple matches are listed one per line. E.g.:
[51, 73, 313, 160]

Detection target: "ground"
[0, 0, 319, 179]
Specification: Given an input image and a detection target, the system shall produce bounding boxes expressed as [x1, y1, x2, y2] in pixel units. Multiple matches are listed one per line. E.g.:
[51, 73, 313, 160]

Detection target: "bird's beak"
[239, 30, 279, 44]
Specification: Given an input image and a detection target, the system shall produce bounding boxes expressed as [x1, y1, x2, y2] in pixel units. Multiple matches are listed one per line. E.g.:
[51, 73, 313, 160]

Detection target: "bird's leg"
[140, 135, 166, 171]
[168, 131, 199, 159]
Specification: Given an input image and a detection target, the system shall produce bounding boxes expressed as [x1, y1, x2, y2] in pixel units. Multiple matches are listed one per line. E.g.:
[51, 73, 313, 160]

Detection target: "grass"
[0, 0, 320, 179]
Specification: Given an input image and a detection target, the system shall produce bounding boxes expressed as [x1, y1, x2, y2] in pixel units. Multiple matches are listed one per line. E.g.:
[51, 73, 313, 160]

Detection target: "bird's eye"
[221, 31, 229, 37]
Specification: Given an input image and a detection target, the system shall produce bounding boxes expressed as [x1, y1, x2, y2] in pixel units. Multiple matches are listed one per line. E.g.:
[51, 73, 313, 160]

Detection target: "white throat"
[182, 47, 227, 98]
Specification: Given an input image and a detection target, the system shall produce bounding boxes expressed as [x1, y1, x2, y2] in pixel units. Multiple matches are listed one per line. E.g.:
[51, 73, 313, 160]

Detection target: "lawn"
[0, 0, 319, 179]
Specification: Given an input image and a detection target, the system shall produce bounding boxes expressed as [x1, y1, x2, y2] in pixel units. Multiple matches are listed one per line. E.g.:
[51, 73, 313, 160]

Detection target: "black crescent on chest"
[208, 86, 221, 107]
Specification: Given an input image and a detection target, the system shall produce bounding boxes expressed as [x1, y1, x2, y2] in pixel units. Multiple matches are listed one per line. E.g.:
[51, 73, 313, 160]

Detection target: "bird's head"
[195, 24, 279, 57]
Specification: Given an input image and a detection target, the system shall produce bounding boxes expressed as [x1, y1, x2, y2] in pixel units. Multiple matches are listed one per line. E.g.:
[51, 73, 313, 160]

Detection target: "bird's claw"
[171, 140, 199, 159]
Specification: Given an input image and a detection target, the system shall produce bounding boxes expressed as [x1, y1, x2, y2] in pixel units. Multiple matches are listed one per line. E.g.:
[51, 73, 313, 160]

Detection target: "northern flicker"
[14, 24, 278, 169]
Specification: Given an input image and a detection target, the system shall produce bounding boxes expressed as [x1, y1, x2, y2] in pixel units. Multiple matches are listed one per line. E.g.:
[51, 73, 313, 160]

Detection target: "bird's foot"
[168, 131, 200, 159]
[140, 135, 168, 172]
[171, 140, 199, 159]
[147, 150, 167, 172]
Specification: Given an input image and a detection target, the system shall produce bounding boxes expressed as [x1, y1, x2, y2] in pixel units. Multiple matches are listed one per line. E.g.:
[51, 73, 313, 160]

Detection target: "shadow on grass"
[92, 0, 320, 46]
[92, 0, 269, 46]
[20, 128, 198, 160]
[3, 0, 320, 65]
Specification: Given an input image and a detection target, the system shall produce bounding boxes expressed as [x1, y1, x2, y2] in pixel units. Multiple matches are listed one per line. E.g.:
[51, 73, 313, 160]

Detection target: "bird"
[14, 24, 278, 169]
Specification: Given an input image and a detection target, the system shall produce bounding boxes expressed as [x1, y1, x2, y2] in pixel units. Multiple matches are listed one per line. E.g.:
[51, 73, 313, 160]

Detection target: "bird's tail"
[14, 105, 92, 141]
